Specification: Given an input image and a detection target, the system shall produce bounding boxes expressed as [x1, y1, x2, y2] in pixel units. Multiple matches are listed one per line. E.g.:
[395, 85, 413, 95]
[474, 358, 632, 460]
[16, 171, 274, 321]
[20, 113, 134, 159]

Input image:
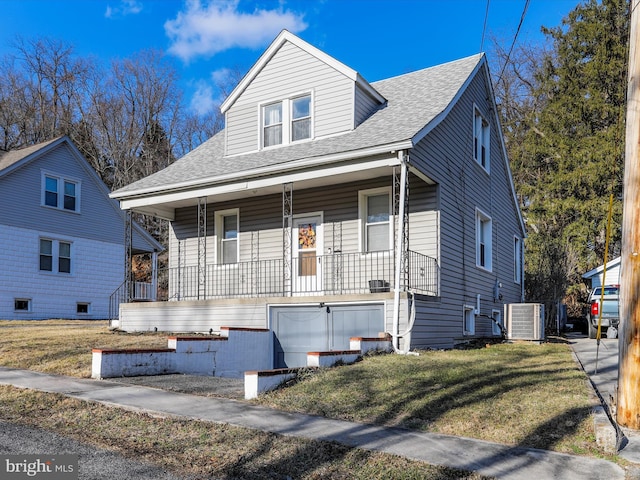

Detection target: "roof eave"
[111, 140, 414, 201]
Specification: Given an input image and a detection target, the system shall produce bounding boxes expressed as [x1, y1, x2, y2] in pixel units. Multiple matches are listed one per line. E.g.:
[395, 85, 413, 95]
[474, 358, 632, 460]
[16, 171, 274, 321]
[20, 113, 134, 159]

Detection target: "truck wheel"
[588, 322, 598, 339]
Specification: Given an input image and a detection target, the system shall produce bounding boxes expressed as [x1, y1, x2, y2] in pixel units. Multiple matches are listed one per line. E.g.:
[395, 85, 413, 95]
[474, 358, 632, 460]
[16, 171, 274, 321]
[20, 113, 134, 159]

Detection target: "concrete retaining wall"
[92, 328, 273, 379]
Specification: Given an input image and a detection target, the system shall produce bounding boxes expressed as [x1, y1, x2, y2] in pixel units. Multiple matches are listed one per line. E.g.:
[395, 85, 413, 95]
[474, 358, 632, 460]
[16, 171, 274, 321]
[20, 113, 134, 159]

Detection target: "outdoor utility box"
[504, 303, 545, 341]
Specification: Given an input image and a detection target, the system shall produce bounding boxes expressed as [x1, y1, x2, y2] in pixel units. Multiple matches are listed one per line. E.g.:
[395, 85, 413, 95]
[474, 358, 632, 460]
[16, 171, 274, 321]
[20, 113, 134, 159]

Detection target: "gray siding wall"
[0, 143, 124, 245]
[354, 84, 382, 127]
[0, 143, 154, 253]
[169, 175, 438, 271]
[225, 40, 355, 156]
[408, 68, 525, 349]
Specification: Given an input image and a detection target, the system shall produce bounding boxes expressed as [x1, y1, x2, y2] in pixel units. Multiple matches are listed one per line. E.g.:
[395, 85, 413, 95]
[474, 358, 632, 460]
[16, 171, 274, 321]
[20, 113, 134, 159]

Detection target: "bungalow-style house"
[110, 31, 526, 366]
[0, 136, 162, 320]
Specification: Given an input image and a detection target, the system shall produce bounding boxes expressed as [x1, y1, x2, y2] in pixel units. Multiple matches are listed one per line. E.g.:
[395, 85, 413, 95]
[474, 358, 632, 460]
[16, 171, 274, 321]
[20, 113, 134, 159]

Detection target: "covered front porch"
[161, 248, 438, 301]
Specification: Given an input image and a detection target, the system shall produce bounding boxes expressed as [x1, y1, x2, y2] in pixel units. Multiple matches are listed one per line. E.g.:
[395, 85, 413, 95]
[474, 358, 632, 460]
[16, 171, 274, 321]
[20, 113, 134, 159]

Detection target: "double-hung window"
[474, 107, 490, 172]
[360, 188, 391, 252]
[216, 209, 239, 265]
[291, 95, 311, 142]
[40, 238, 72, 274]
[262, 93, 312, 148]
[263, 102, 283, 147]
[476, 209, 492, 271]
[42, 172, 80, 212]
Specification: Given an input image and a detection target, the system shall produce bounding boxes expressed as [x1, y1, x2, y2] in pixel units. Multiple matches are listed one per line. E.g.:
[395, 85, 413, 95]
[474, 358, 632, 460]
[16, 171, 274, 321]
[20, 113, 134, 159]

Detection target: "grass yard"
[255, 341, 605, 458]
[0, 320, 618, 477]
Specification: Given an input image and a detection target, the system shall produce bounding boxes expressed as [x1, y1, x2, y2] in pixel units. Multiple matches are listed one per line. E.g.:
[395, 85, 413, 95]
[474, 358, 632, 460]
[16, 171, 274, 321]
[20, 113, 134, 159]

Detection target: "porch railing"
[159, 250, 439, 301]
[109, 280, 155, 319]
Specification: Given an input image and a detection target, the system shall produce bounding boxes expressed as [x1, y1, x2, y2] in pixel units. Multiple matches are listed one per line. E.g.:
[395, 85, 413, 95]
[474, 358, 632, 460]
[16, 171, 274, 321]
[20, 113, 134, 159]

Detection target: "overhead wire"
[497, 0, 531, 84]
[480, 0, 491, 52]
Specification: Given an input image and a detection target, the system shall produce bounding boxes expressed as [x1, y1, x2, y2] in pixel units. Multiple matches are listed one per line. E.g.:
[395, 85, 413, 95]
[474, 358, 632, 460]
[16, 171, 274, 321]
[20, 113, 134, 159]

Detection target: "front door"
[293, 215, 322, 293]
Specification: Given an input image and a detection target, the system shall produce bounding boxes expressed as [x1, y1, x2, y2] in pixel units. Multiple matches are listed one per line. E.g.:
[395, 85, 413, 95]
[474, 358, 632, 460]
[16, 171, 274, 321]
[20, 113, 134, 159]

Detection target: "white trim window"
[463, 305, 476, 336]
[216, 209, 239, 265]
[14, 298, 31, 312]
[39, 238, 72, 274]
[514, 236, 522, 284]
[42, 172, 80, 212]
[473, 106, 490, 172]
[359, 188, 392, 253]
[263, 102, 283, 147]
[291, 94, 311, 142]
[77, 302, 90, 314]
[476, 208, 492, 271]
[261, 93, 312, 148]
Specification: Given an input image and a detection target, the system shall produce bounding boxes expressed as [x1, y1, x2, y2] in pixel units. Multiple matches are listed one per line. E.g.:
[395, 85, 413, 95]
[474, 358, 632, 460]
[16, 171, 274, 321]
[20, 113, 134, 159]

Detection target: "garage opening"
[271, 304, 385, 368]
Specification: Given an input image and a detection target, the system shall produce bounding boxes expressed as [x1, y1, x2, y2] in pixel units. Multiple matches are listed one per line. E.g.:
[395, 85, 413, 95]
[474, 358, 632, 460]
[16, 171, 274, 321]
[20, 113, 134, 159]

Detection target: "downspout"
[392, 150, 408, 351]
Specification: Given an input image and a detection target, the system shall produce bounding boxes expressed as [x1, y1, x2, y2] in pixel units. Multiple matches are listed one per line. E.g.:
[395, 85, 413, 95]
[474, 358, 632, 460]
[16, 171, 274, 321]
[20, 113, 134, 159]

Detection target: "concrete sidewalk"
[567, 333, 640, 466]
[0, 366, 625, 480]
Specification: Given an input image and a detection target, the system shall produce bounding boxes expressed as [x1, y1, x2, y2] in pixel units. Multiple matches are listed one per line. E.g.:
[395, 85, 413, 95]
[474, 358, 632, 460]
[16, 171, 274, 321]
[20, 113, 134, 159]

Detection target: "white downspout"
[392, 151, 408, 351]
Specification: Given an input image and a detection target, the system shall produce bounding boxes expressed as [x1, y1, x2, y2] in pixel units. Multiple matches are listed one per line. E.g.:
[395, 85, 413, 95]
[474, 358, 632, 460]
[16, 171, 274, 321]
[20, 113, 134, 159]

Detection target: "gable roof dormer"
[221, 30, 386, 157]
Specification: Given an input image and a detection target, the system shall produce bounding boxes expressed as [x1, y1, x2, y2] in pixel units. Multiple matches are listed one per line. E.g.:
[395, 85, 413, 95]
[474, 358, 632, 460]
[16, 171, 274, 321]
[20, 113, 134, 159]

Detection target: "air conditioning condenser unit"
[504, 303, 545, 341]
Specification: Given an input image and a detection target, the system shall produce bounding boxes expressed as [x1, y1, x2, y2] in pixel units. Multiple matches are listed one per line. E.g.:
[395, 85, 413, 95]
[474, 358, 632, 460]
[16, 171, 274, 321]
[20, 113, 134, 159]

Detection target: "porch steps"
[244, 335, 393, 399]
[91, 331, 392, 399]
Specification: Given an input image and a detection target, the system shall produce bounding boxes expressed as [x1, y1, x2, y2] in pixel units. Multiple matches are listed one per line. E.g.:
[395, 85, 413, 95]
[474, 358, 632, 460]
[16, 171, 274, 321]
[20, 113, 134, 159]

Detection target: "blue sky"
[1, 0, 580, 115]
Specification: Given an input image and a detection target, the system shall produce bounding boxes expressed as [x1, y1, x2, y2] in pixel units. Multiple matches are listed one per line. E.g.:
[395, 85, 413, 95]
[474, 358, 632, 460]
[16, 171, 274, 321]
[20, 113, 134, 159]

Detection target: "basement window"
[77, 303, 90, 314]
[14, 298, 31, 312]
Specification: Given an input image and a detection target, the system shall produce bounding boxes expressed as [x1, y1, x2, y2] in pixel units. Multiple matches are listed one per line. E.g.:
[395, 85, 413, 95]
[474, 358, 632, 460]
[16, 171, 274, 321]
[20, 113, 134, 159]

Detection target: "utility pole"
[618, 0, 640, 430]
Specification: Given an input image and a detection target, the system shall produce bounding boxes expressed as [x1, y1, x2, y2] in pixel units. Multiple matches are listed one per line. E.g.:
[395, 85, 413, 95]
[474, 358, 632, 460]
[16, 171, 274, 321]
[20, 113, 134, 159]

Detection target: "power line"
[497, 0, 531, 83]
[480, 0, 491, 52]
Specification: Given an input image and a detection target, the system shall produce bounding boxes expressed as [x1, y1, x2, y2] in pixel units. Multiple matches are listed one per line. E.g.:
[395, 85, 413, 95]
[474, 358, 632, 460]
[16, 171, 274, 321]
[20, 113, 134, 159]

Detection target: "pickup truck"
[587, 285, 620, 339]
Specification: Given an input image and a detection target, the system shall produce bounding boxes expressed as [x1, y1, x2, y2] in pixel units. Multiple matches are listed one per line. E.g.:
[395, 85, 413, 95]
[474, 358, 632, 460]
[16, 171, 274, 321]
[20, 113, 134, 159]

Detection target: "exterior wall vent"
[504, 303, 545, 341]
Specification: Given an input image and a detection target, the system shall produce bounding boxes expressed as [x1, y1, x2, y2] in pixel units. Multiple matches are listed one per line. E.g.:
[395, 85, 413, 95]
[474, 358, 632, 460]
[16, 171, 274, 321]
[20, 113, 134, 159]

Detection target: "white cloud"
[105, 0, 143, 18]
[190, 81, 216, 115]
[165, 0, 307, 62]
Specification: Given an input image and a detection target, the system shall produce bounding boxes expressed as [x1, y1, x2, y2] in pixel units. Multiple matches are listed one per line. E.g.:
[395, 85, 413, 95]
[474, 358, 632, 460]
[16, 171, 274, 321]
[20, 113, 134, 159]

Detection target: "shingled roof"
[111, 53, 484, 199]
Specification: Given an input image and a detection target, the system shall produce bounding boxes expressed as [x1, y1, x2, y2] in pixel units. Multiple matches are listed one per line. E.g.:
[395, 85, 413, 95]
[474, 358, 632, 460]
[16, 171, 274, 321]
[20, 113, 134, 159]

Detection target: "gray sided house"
[111, 31, 526, 366]
[0, 136, 162, 320]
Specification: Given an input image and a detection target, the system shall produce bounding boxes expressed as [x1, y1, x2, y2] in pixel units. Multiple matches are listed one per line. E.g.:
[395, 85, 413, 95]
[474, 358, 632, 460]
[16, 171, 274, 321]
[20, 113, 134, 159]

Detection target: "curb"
[570, 349, 620, 453]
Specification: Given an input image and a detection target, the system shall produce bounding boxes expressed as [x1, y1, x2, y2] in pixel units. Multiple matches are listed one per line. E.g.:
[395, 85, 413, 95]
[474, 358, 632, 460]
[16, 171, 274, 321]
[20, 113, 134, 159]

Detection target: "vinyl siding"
[169, 175, 439, 270]
[354, 84, 382, 126]
[0, 224, 123, 319]
[0, 142, 154, 253]
[407, 68, 524, 348]
[225, 40, 355, 156]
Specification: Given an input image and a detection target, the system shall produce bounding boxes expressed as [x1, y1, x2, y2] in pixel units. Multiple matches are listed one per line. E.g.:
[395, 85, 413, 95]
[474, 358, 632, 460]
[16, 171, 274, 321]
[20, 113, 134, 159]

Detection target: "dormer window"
[261, 93, 312, 148]
[291, 95, 311, 141]
[263, 102, 283, 147]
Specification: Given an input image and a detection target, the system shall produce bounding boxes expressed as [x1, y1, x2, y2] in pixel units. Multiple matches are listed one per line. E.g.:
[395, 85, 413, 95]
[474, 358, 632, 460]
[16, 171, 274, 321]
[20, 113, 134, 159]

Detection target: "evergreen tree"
[497, 0, 629, 319]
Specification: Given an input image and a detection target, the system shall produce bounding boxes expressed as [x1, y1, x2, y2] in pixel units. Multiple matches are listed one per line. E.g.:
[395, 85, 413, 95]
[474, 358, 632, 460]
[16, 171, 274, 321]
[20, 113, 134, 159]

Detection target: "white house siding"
[407, 68, 524, 349]
[0, 224, 123, 319]
[225, 40, 355, 156]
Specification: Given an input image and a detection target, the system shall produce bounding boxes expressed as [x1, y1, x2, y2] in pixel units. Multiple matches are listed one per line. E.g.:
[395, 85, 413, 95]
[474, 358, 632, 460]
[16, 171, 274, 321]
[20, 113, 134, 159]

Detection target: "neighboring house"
[0, 136, 162, 320]
[582, 257, 621, 290]
[110, 31, 526, 366]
